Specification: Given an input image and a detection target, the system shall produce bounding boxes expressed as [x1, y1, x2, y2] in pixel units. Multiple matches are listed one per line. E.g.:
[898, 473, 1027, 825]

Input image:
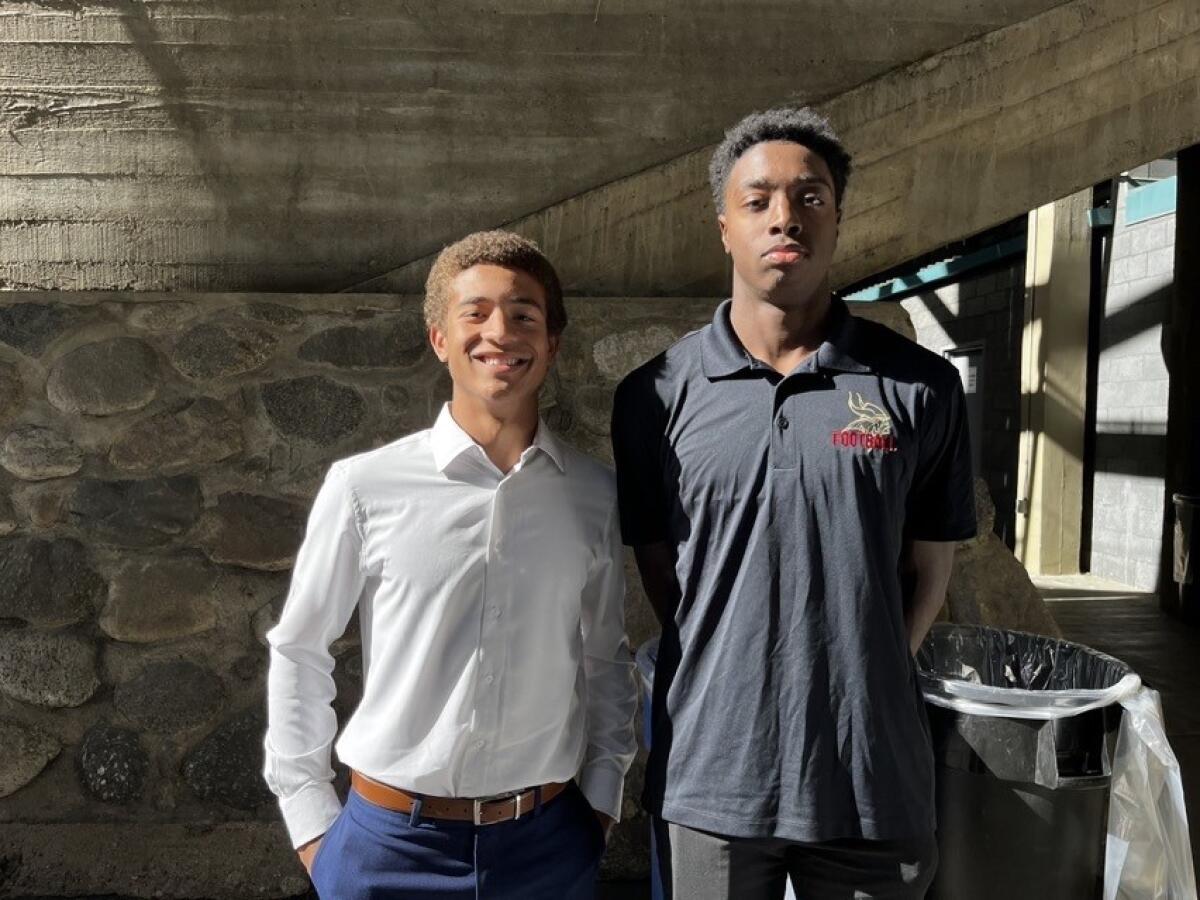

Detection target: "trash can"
[917, 624, 1135, 900]
[1169, 493, 1199, 623]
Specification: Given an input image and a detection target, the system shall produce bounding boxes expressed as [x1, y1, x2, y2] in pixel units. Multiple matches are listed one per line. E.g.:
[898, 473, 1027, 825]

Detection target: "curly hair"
[708, 107, 852, 214]
[423, 230, 567, 335]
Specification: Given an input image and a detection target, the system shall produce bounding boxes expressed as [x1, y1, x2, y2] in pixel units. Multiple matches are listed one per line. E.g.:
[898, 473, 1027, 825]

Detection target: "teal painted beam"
[1125, 176, 1177, 225]
[843, 236, 1025, 303]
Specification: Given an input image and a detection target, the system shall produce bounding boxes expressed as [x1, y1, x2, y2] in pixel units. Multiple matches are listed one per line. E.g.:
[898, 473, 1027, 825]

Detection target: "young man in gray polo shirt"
[611, 108, 975, 899]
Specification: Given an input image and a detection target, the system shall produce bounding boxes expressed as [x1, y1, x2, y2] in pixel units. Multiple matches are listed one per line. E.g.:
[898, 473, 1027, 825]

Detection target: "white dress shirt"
[264, 405, 638, 848]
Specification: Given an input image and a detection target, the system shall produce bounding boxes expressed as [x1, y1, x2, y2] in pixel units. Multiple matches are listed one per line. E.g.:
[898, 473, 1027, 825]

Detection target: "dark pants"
[311, 782, 605, 899]
[654, 819, 937, 900]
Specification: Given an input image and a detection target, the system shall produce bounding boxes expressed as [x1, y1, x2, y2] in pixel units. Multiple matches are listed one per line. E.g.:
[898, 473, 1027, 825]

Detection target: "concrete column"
[1015, 189, 1092, 575]
[1162, 145, 1200, 620]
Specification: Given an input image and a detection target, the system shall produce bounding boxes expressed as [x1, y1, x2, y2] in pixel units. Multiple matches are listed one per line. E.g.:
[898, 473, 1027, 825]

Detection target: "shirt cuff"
[579, 763, 625, 822]
[278, 781, 343, 849]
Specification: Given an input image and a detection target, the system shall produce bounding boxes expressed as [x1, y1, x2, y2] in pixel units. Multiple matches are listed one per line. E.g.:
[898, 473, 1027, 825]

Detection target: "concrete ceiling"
[1, 0, 1071, 291]
[353, 0, 1200, 298]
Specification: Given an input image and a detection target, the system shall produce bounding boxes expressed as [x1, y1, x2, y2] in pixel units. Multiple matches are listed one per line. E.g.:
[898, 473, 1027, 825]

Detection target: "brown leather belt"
[350, 771, 569, 826]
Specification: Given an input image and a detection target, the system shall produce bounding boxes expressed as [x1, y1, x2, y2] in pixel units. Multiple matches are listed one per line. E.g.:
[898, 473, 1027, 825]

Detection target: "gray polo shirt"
[611, 297, 975, 842]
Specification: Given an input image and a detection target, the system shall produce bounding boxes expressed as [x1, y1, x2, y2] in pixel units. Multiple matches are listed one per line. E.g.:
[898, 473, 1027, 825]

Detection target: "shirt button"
[491, 606, 502, 619]
[475, 739, 486, 749]
[484, 673, 495, 684]
[778, 415, 790, 430]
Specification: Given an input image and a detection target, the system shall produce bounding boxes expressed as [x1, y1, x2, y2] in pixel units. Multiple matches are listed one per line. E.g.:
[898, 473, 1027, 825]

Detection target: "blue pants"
[310, 782, 605, 899]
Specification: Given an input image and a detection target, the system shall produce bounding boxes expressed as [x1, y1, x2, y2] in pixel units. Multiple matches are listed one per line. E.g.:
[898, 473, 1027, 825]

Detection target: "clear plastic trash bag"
[918, 624, 1196, 900]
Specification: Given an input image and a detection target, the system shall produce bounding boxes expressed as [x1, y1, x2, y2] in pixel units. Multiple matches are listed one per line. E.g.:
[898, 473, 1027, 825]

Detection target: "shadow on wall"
[901, 252, 1173, 588]
[114, 0, 318, 285]
[1092, 273, 1174, 592]
[900, 261, 1025, 549]
[116, 2, 239, 216]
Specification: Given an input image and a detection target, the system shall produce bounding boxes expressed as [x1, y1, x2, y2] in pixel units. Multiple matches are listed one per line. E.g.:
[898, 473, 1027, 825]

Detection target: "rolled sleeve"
[578, 499, 639, 821]
[263, 462, 366, 848]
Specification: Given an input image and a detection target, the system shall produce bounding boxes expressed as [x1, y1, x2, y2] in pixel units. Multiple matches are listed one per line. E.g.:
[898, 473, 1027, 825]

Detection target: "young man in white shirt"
[264, 230, 638, 899]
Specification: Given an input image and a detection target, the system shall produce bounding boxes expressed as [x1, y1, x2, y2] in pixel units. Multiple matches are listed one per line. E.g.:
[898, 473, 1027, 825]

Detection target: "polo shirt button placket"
[772, 392, 797, 470]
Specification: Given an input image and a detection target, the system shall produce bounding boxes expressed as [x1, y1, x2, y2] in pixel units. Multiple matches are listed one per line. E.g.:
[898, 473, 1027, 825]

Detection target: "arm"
[902, 370, 976, 655]
[296, 838, 321, 874]
[901, 539, 956, 655]
[632, 541, 681, 628]
[610, 373, 675, 628]
[263, 463, 366, 867]
[578, 500, 639, 837]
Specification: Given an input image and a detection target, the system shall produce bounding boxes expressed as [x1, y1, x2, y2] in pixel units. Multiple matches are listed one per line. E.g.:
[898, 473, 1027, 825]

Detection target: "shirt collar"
[430, 404, 566, 474]
[701, 296, 871, 380]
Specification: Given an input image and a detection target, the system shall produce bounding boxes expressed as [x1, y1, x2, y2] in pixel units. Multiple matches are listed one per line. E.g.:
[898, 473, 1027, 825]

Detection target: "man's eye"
[803, 194, 824, 206]
[745, 198, 767, 211]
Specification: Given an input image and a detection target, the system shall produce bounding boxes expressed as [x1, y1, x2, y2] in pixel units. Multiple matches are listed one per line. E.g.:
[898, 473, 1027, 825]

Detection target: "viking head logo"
[845, 391, 892, 436]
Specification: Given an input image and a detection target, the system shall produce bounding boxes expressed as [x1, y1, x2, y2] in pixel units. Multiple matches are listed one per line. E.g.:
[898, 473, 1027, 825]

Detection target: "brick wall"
[1089, 184, 1175, 589]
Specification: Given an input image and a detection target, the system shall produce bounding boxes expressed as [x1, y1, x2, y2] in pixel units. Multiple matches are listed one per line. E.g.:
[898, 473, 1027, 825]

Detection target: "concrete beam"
[351, 0, 1200, 297]
[0, 0, 1063, 291]
[1015, 190, 1092, 576]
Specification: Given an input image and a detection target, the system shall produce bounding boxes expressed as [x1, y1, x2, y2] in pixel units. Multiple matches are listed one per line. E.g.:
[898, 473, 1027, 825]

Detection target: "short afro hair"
[708, 107, 852, 213]
[424, 230, 567, 335]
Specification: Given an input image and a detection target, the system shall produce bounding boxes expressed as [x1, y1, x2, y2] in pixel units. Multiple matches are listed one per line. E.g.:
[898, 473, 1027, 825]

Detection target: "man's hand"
[595, 811, 615, 844]
[297, 836, 323, 875]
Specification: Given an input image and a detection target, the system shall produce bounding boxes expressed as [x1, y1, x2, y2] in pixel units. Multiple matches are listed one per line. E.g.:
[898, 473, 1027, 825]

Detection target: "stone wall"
[0, 290, 910, 897]
[0, 293, 443, 884]
[1090, 183, 1176, 589]
[902, 259, 1026, 548]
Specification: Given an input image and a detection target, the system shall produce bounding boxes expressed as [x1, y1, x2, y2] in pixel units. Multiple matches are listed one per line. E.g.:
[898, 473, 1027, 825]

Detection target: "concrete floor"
[1038, 574, 1200, 872]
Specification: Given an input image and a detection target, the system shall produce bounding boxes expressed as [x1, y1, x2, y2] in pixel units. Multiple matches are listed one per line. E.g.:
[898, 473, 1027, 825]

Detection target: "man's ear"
[429, 324, 449, 363]
[547, 333, 561, 365]
[717, 213, 730, 255]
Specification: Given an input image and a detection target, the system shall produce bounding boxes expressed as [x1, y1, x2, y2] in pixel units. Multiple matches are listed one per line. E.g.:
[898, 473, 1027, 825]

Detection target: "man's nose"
[481, 308, 514, 341]
[768, 197, 802, 237]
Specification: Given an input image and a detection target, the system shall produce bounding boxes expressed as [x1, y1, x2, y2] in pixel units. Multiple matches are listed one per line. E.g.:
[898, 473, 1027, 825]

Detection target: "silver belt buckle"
[473, 790, 528, 825]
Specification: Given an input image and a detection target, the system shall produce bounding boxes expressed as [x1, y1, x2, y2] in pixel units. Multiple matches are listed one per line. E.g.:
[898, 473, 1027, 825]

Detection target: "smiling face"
[718, 140, 840, 308]
[429, 263, 559, 417]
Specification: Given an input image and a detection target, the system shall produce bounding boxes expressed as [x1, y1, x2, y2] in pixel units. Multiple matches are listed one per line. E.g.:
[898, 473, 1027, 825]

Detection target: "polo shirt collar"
[701, 296, 871, 379]
[430, 403, 566, 473]
[816, 297, 872, 374]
